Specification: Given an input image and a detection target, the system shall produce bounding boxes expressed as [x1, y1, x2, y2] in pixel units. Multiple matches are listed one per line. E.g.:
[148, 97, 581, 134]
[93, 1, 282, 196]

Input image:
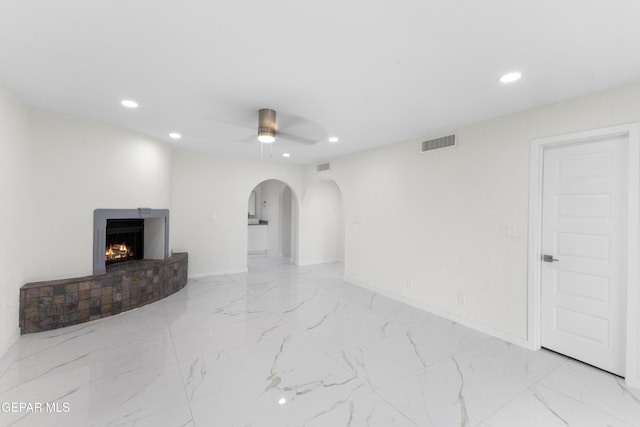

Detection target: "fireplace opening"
[105, 219, 144, 265]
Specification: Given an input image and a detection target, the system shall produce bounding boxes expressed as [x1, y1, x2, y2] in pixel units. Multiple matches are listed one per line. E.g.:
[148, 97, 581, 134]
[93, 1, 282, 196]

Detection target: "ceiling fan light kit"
[257, 108, 276, 143]
[257, 130, 275, 143]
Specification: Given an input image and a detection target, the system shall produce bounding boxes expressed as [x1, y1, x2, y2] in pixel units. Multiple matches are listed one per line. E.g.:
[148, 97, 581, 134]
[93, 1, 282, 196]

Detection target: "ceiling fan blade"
[276, 111, 327, 145]
[203, 116, 255, 130]
[239, 135, 256, 144]
[276, 113, 306, 130]
[277, 131, 319, 145]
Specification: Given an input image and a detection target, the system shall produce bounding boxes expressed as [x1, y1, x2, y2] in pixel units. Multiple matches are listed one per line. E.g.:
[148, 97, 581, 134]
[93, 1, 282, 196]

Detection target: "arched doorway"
[247, 179, 299, 263]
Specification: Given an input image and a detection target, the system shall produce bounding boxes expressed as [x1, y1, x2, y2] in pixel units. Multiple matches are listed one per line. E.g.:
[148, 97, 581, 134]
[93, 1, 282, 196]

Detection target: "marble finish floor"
[1, 256, 639, 426]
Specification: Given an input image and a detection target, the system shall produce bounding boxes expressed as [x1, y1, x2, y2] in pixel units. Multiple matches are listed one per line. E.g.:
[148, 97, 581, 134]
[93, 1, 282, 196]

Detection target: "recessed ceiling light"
[499, 72, 522, 84]
[329, 137, 339, 143]
[278, 398, 287, 405]
[121, 99, 139, 108]
[169, 133, 182, 139]
[282, 153, 291, 158]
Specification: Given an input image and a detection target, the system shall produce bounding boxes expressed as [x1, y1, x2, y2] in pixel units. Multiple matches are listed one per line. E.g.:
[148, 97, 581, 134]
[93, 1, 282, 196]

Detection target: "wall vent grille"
[316, 162, 331, 172]
[420, 134, 456, 153]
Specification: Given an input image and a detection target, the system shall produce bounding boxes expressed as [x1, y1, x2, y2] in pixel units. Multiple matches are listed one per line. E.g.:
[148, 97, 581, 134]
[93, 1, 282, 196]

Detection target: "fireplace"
[93, 208, 170, 275]
[105, 219, 144, 265]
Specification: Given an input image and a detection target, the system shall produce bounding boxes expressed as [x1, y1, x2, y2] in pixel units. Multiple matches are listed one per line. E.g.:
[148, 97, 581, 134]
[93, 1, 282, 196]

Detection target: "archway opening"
[247, 179, 299, 265]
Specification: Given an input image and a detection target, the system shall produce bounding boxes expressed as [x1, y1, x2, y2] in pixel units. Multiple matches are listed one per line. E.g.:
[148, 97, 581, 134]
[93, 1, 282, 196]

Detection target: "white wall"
[0, 85, 32, 357]
[299, 180, 344, 265]
[282, 186, 293, 259]
[306, 82, 640, 346]
[27, 109, 173, 281]
[171, 150, 303, 277]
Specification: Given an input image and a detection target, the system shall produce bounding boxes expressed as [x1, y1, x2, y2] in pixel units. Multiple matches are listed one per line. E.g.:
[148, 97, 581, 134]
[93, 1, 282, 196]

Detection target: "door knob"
[542, 254, 559, 263]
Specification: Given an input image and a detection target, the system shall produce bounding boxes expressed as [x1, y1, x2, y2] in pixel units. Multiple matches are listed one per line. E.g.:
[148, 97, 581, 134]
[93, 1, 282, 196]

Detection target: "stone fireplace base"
[19, 253, 188, 334]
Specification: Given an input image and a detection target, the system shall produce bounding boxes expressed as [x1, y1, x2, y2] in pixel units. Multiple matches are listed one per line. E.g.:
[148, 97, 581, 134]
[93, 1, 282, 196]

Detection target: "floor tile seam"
[179, 290, 261, 308]
[245, 285, 308, 302]
[203, 327, 318, 358]
[474, 377, 640, 427]
[363, 364, 444, 426]
[107, 325, 176, 346]
[337, 346, 431, 392]
[164, 308, 197, 426]
[273, 300, 367, 326]
[445, 339, 560, 379]
[324, 348, 380, 390]
[394, 318, 436, 332]
[0, 365, 14, 382]
[310, 339, 354, 362]
[446, 346, 571, 400]
[167, 310, 288, 342]
[181, 349, 362, 406]
[0, 342, 121, 396]
[528, 357, 569, 390]
[410, 346, 490, 372]
[0, 334, 176, 395]
[366, 388, 422, 427]
[433, 335, 495, 365]
[257, 295, 318, 317]
[163, 286, 239, 304]
[535, 356, 640, 426]
[2, 362, 101, 403]
[109, 402, 195, 427]
[369, 347, 540, 405]
[31, 321, 98, 342]
[77, 367, 190, 425]
[473, 380, 541, 426]
[0, 336, 32, 377]
[0, 407, 35, 426]
[333, 337, 475, 381]
[531, 382, 640, 426]
[373, 364, 429, 392]
[225, 274, 252, 291]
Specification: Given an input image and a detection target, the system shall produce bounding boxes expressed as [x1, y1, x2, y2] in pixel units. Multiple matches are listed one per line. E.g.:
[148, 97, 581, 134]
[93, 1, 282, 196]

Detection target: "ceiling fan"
[256, 108, 322, 146]
[205, 107, 326, 147]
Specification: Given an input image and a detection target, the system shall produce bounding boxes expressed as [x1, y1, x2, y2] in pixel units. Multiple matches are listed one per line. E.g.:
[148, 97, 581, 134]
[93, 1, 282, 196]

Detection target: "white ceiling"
[1, 0, 640, 164]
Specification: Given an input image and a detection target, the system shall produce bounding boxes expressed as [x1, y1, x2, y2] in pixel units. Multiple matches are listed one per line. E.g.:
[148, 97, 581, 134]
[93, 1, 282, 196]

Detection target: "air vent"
[316, 162, 331, 172]
[420, 134, 456, 153]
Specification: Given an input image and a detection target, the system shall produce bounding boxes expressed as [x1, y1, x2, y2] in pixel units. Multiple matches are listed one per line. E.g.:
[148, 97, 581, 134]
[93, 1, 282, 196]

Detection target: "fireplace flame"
[105, 242, 132, 263]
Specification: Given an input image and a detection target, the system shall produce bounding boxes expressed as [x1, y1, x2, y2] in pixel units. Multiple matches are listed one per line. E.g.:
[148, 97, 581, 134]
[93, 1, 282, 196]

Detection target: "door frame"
[527, 123, 640, 388]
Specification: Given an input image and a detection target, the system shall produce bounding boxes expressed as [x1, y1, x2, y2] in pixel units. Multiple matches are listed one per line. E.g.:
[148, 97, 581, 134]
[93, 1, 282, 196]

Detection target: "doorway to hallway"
[247, 179, 299, 263]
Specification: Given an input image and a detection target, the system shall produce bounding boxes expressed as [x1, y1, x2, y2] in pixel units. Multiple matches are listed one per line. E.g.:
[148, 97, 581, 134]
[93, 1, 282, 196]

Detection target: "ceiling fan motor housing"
[258, 108, 276, 142]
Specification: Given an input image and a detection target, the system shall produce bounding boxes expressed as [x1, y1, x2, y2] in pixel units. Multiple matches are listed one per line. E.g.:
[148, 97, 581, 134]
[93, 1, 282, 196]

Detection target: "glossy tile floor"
[1, 256, 640, 426]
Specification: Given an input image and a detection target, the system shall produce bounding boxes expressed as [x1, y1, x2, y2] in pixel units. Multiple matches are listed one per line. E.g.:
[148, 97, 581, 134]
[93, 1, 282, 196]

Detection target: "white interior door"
[540, 136, 628, 376]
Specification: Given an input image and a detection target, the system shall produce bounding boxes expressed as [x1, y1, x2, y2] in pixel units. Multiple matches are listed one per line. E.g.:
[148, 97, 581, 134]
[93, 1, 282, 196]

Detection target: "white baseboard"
[188, 269, 248, 279]
[627, 375, 640, 390]
[343, 275, 531, 350]
[298, 258, 340, 266]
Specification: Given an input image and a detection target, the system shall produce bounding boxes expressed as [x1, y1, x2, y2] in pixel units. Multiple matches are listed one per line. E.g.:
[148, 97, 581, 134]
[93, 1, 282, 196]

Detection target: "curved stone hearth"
[19, 253, 188, 334]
